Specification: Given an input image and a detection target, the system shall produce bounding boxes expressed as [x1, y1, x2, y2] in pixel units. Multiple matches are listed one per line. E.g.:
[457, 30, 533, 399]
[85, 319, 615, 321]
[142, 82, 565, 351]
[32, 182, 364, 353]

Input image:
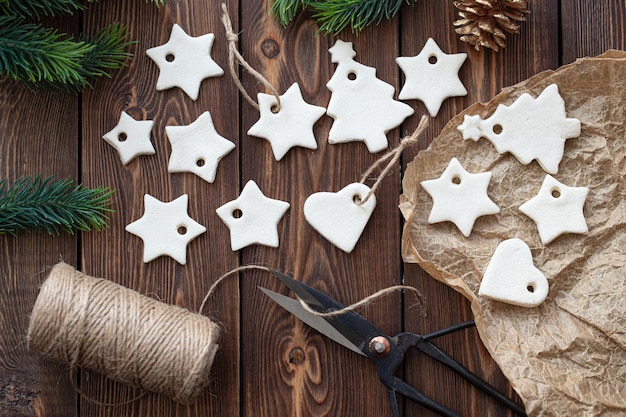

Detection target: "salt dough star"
[397, 38, 467, 117]
[421, 158, 500, 237]
[216, 180, 290, 251]
[166, 111, 235, 183]
[146, 24, 223, 101]
[519, 175, 589, 244]
[457, 83, 581, 174]
[125, 194, 206, 264]
[102, 112, 155, 165]
[247, 83, 326, 161]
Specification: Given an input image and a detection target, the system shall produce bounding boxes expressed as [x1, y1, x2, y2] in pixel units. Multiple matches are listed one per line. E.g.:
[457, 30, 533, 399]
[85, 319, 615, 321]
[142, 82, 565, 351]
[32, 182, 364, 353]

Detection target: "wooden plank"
[79, 0, 240, 415]
[400, 0, 559, 415]
[239, 2, 404, 417]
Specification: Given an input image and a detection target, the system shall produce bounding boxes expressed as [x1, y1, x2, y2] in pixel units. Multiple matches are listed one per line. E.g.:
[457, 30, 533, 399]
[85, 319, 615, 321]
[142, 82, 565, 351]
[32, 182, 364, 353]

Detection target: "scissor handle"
[388, 377, 462, 417]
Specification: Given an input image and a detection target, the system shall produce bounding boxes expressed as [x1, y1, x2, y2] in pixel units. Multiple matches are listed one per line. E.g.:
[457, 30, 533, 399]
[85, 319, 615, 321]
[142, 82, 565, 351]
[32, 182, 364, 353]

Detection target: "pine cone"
[454, 0, 531, 51]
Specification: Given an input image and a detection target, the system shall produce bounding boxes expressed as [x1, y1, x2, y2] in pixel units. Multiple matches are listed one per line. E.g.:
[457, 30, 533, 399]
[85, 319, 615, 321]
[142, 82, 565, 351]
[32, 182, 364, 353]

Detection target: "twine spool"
[27, 262, 220, 404]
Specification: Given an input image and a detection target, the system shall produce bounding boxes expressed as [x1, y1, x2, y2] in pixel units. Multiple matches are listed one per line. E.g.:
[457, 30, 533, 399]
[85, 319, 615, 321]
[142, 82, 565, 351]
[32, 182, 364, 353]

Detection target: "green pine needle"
[0, 175, 114, 235]
[0, 0, 89, 20]
[270, 0, 309, 26]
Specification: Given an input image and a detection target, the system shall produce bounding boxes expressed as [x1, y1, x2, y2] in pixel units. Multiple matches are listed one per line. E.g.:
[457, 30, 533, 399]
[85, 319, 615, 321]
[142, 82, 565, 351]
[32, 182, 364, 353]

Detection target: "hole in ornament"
[492, 124, 503, 134]
[527, 283, 535, 293]
[178, 225, 187, 235]
[118, 132, 128, 142]
[271, 104, 280, 114]
[232, 209, 243, 218]
[347, 72, 357, 81]
[551, 187, 561, 198]
[452, 175, 462, 185]
[166, 53, 175, 62]
[196, 158, 205, 167]
[353, 194, 362, 204]
[428, 54, 438, 64]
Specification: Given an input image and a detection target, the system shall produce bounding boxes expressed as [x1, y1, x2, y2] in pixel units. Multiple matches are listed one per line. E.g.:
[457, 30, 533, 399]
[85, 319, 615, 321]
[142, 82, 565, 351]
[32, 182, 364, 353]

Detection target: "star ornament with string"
[125, 194, 206, 264]
[216, 180, 290, 251]
[146, 24, 223, 101]
[421, 158, 500, 237]
[247, 83, 326, 160]
[397, 38, 467, 117]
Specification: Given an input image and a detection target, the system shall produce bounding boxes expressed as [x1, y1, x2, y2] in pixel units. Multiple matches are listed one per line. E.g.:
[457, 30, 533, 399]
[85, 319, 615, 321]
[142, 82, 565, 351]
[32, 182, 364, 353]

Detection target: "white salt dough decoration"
[478, 238, 549, 308]
[396, 38, 467, 117]
[326, 39, 414, 153]
[303, 183, 376, 253]
[421, 158, 500, 237]
[102, 112, 155, 165]
[247, 82, 326, 161]
[216, 180, 290, 251]
[166, 111, 235, 183]
[519, 174, 589, 245]
[125, 194, 206, 265]
[457, 83, 581, 174]
[146, 24, 224, 101]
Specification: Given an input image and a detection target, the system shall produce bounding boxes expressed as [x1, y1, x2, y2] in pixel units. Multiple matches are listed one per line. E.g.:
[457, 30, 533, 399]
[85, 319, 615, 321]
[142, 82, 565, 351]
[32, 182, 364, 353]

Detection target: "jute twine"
[27, 262, 220, 404]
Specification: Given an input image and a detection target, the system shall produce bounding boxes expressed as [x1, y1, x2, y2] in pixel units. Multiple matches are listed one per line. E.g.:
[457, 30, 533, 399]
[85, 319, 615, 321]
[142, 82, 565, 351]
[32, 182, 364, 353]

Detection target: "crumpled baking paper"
[400, 51, 626, 417]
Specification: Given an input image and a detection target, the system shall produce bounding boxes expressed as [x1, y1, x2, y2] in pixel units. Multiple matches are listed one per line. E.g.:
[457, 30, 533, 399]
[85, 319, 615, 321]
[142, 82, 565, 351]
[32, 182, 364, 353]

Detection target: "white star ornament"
[125, 194, 206, 264]
[247, 83, 326, 160]
[421, 158, 500, 237]
[146, 24, 223, 100]
[397, 38, 467, 117]
[166, 111, 235, 183]
[216, 180, 290, 251]
[102, 112, 155, 165]
[519, 175, 589, 244]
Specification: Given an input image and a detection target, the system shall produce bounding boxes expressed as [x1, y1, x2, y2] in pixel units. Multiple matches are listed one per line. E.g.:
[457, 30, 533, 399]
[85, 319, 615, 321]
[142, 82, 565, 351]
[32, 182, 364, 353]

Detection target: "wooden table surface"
[1, 1, 624, 416]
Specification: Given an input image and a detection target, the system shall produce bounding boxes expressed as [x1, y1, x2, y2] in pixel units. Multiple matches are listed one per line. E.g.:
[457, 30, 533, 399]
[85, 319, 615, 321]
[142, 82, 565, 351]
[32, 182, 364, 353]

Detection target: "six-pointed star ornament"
[397, 38, 467, 117]
[247, 83, 326, 161]
[146, 24, 223, 101]
[166, 111, 236, 183]
[421, 158, 500, 237]
[102, 112, 155, 165]
[216, 180, 290, 251]
[519, 175, 589, 244]
[125, 194, 206, 264]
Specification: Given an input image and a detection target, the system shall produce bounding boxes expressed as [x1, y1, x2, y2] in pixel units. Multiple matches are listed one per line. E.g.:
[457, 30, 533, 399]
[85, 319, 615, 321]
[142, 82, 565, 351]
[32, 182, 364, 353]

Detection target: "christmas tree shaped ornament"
[478, 238, 549, 308]
[102, 112, 155, 165]
[457, 83, 581, 174]
[519, 175, 589, 245]
[125, 194, 206, 264]
[247, 83, 326, 161]
[146, 24, 223, 101]
[397, 38, 467, 117]
[326, 39, 414, 153]
[216, 180, 290, 251]
[166, 111, 235, 184]
[421, 157, 500, 237]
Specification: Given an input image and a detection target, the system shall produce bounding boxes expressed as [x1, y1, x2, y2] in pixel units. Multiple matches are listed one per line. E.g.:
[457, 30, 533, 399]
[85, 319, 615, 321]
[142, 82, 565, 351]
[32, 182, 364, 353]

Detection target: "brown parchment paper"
[400, 51, 626, 417]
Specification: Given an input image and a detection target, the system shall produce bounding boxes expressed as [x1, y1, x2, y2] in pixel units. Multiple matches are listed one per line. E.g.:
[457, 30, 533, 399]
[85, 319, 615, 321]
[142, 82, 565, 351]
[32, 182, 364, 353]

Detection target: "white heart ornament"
[304, 183, 376, 253]
[478, 238, 549, 307]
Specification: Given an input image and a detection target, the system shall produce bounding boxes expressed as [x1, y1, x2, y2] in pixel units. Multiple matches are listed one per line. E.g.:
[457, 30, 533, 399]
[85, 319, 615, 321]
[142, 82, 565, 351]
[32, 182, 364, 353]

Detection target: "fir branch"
[270, 0, 308, 26]
[311, 0, 410, 34]
[0, 175, 114, 235]
[0, 0, 90, 20]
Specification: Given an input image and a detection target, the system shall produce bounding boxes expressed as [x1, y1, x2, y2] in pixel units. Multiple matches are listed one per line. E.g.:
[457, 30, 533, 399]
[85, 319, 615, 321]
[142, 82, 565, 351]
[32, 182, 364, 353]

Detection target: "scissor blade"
[260, 287, 365, 356]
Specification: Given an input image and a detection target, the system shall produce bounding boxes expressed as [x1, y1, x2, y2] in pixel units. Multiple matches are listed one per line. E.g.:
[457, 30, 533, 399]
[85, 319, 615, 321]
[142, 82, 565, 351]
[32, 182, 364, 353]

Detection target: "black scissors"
[259, 270, 527, 417]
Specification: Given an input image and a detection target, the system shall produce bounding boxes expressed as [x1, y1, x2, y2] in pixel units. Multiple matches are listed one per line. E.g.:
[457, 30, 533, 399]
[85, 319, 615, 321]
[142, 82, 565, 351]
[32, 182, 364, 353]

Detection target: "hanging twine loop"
[221, 3, 281, 111]
[357, 115, 430, 206]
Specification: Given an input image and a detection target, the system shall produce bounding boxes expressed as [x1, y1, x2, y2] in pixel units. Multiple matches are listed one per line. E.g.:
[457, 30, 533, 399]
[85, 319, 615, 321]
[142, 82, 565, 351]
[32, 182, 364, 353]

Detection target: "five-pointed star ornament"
[166, 111, 236, 183]
[421, 158, 500, 237]
[216, 180, 290, 251]
[146, 24, 223, 101]
[396, 38, 467, 117]
[519, 175, 589, 244]
[102, 112, 155, 165]
[247, 83, 326, 161]
[125, 194, 206, 264]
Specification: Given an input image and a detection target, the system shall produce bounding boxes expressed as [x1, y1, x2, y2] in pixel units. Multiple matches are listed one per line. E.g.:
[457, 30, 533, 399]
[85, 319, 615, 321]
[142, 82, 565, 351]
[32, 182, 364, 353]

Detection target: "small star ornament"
[397, 38, 467, 117]
[146, 24, 223, 100]
[519, 175, 589, 244]
[102, 112, 155, 165]
[247, 83, 326, 160]
[126, 194, 206, 264]
[457, 83, 581, 174]
[166, 111, 235, 183]
[216, 180, 290, 251]
[421, 158, 500, 237]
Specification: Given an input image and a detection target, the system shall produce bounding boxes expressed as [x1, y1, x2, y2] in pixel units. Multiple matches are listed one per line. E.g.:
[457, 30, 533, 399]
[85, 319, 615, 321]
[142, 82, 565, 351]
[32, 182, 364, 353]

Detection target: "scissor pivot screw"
[368, 336, 390, 357]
